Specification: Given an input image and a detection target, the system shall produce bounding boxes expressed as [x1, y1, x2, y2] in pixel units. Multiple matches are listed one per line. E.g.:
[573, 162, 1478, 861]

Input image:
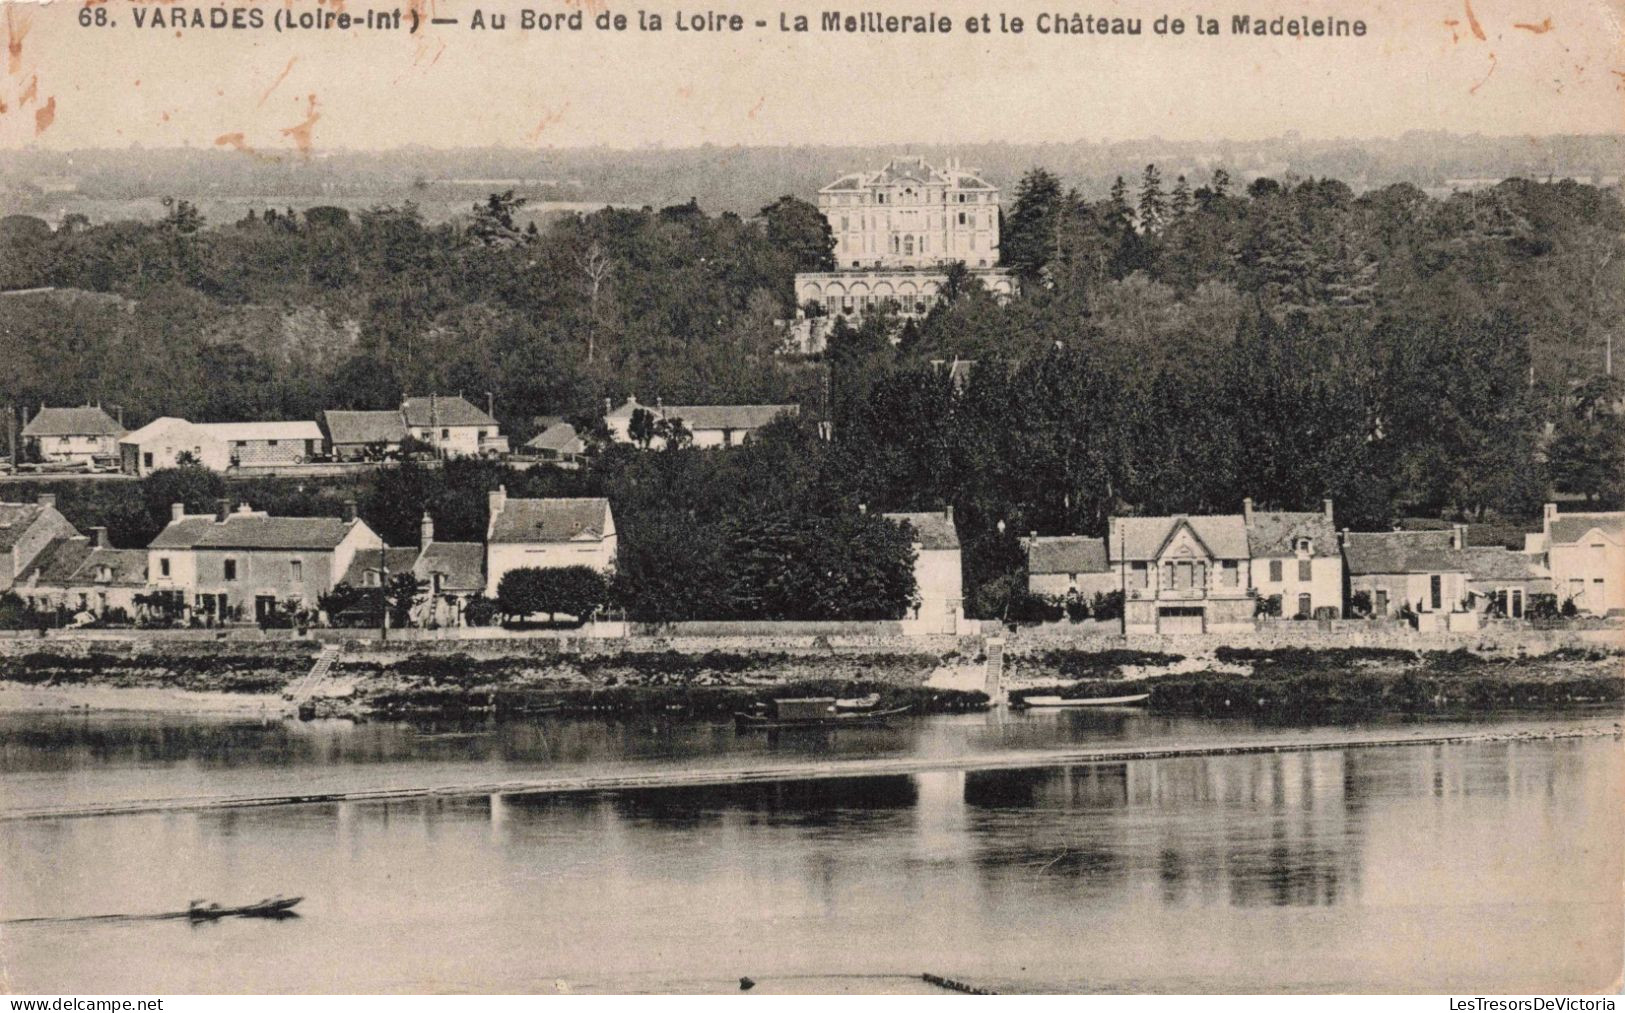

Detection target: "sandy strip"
[0, 683, 285, 716]
[4, 721, 1618, 823]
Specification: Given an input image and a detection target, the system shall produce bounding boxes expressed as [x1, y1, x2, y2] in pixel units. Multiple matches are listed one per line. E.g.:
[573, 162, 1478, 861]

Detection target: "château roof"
[1027, 535, 1110, 575]
[22, 406, 124, 438]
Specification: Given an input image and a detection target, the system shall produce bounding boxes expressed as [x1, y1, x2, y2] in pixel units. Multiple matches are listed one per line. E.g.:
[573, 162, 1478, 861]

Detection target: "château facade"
[791, 156, 1016, 347]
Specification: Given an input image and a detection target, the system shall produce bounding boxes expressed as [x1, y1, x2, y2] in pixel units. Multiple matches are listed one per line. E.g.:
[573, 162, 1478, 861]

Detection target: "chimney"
[420, 511, 435, 547]
[90, 526, 108, 549]
[171, 502, 186, 523]
[1323, 498, 1334, 521]
[1452, 524, 1466, 550]
[342, 499, 357, 523]
[215, 498, 231, 522]
[36, 493, 56, 510]
[1544, 502, 1558, 523]
[943, 504, 954, 524]
[858, 503, 867, 515]
[604, 397, 613, 415]
[489, 484, 507, 519]
[1242, 497, 1253, 519]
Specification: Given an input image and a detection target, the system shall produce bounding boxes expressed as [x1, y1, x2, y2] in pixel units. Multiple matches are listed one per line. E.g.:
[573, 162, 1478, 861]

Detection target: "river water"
[1, 707, 1620, 993]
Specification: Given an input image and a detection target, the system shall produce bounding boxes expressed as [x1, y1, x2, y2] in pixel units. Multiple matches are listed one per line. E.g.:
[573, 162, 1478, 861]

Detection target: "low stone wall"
[999, 622, 1623, 657]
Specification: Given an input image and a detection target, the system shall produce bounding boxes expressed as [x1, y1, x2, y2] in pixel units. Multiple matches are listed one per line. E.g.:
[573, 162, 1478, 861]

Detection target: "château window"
[1298, 559, 1312, 581]
[1269, 559, 1283, 582]
[290, 560, 302, 582]
[159, 558, 171, 578]
[224, 559, 238, 581]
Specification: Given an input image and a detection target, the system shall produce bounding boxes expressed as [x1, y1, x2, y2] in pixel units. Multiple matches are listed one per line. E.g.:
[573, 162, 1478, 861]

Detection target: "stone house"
[0, 494, 79, 593]
[146, 500, 381, 623]
[197, 421, 324, 468]
[1024, 535, 1115, 601]
[401, 395, 507, 458]
[1524, 504, 1624, 615]
[524, 421, 586, 467]
[1244, 499, 1343, 619]
[341, 513, 486, 627]
[14, 526, 147, 618]
[1341, 529, 1471, 623]
[1112, 513, 1254, 635]
[604, 397, 799, 449]
[484, 487, 616, 598]
[21, 405, 125, 466]
[882, 506, 963, 634]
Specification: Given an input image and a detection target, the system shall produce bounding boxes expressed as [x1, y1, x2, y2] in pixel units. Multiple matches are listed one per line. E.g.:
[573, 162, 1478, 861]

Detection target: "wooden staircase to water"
[283, 645, 343, 713]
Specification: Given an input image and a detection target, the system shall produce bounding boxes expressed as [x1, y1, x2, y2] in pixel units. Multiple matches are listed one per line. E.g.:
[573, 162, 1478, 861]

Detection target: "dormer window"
[1296, 537, 1312, 554]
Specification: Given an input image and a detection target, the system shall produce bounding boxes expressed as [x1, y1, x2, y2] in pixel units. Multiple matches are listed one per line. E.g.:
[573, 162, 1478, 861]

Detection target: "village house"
[20, 405, 125, 466]
[0, 494, 79, 593]
[401, 395, 508, 458]
[1244, 499, 1343, 619]
[146, 499, 381, 623]
[524, 420, 586, 467]
[342, 513, 486, 626]
[118, 417, 230, 475]
[320, 410, 408, 461]
[604, 397, 800, 449]
[13, 526, 147, 619]
[1112, 512, 1254, 635]
[1024, 535, 1115, 600]
[1339, 528, 1473, 630]
[881, 506, 964, 634]
[1524, 503, 1624, 615]
[484, 486, 616, 597]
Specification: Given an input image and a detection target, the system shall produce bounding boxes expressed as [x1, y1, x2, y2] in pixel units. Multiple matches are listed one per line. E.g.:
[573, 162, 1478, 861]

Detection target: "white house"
[118, 418, 230, 475]
[484, 486, 617, 597]
[1525, 503, 1624, 615]
[401, 395, 507, 458]
[1025, 535, 1116, 600]
[1244, 498, 1343, 619]
[882, 506, 963, 635]
[21, 405, 125, 466]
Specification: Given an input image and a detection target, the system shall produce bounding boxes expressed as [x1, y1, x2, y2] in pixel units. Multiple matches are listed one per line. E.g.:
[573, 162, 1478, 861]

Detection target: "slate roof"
[119, 417, 197, 445]
[22, 406, 124, 438]
[17, 536, 91, 583]
[605, 399, 798, 432]
[1110, 515, 1250, 561]
[1461, 547, 1550, 583]
[1245, 510, 1338, 557]
[526, 422, 584, 455]
[401, 396, 497, 429]
[1547, 512, 1625, 545]
[196, 421, 323, 443]
[1027, 535, 1109, 575]
[882, 512, 960, 551]
[1341, 531, 1464, 576]
[149, 512, 363, 551]
[662, 404, 798, 432]
[0, 503, 47, 553]
[489, 497, 612, 544]
[342, 547, 424, 587]
[416, 542, 485, 591]
[322, 410, 407, 446]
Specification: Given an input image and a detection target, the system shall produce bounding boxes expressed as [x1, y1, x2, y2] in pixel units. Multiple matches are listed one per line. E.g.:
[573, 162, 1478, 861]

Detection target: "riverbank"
[0, 637, 1620, 720]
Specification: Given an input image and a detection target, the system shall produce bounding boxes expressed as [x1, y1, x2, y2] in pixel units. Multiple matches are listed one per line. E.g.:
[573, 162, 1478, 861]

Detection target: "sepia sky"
[0, 0, 1621, 152]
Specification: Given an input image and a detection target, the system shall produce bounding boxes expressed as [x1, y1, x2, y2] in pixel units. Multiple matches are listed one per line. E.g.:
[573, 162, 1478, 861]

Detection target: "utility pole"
[1118, 518, 1127, 636]
[379, 551, 390, 643]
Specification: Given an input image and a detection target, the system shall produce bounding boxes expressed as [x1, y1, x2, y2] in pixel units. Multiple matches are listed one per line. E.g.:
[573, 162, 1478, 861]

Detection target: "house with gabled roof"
[401, 394, 507, 458]
[524, 421, 586, 467]
[14, 526, 147, 618]
[21, 405, 125, 466]
[1342, 529, 1471, 622]
[1111, 511, 1255, 634]
[0, 494, 78, 593]
[1244, 498, 1343, 619]
[146, 499, 381, 623]
[118, 417, 231, 475]
[1524, 503, 1624, 615]
[881, 506, 963, 634]
[484, 486, 616, 597]
[320, 410, 408, 461]
[339, 512, 486, 627]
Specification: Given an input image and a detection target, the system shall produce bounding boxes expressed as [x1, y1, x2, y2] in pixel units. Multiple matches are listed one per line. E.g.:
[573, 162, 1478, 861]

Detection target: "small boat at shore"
[187, 896, 302, 921]
[834, 693, 882, 712]
[1013, 693, 1150, 709]
[735, 697, 910, 731]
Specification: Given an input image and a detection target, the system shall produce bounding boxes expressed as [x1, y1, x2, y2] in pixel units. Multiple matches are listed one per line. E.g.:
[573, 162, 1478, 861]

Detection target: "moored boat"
[735, 697, 911, 731]
[1013, 693, 1150, 709]
[187, 895, 303, 921]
